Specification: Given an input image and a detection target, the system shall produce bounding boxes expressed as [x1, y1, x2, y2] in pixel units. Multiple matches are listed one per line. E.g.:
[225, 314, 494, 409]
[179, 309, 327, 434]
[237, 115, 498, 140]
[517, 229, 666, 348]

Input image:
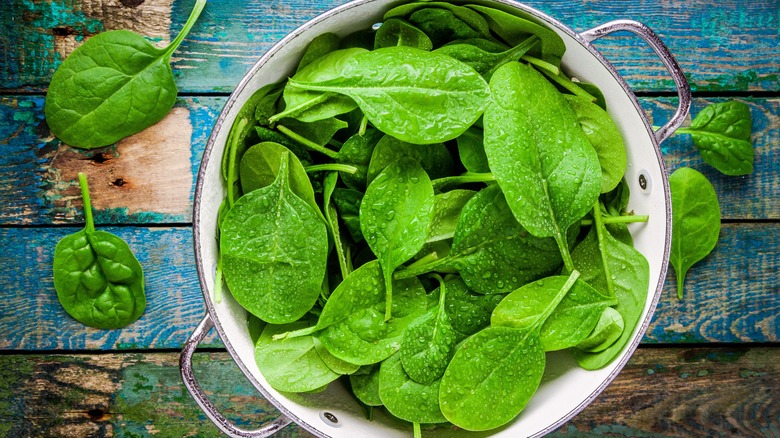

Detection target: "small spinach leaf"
[379, 354, 448, 424]
[333, 187, 364, 242]
[323, 172, 350, 280]
[53, 173, 145, 329]
[456, 126, 490, 173]
[434, 36, 539, 80]
[366, 134, 455, 183]
[361, 157, 435, 319]
[374, 18, 433, 50]
[239, 142, 317, 209]
[426, 190, 477, 244]
[44, 0, 207, 148]
[336, 128, 384, 191]
[675, 101, 753, 176]
[297, 33, 342, 72]
[669, 167, 721, 299]
[576, 307, 624, 353]
[350, 365, 383, 406]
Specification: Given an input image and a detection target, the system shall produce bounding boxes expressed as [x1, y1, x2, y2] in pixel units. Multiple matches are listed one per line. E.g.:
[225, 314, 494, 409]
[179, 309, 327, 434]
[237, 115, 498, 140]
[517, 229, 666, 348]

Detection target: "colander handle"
[580, 19, 692, 144]
[180, 314, 292, 437]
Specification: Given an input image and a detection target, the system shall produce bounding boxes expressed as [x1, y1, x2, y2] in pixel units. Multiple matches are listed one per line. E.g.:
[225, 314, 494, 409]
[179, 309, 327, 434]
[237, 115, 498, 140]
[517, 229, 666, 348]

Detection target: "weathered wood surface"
[1, 0, 778, 93]
[1, 96, 777, 225]
[0, 347, 776, 437]
[1, 223, 777, 351]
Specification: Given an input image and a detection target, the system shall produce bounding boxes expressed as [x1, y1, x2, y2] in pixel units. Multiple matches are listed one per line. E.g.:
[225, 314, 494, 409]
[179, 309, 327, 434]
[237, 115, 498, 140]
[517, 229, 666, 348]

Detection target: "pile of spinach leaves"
[216, 2, 654, 434]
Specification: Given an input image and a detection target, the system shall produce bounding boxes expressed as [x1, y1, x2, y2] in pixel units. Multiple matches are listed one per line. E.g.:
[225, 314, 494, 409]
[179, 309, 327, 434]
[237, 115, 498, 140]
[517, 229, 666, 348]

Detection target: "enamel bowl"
[182, 1, 691, 436]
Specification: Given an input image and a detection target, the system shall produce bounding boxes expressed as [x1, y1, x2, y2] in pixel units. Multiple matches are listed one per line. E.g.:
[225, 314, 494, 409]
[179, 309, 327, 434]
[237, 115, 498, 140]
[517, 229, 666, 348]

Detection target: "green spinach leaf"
[288, 46, 491, 144]
[297, 33, 342, 72]
[336, 128, 384, 191]
[44, 0, 207, 148]
[53, 173, 145, 329]
[350, 365, 383, 406]
[675, 101, 753, 175]
[374, 18, 433, 50]
[366, 134, 455, 183]
[379, 354, 448, 424]
[576, 307, 624, 353]
[455, 126, 490, 173]
[239, 142, 317, 209]
[361, 157, 435, 320]
[221, 152, 328, 324]
[484, 61, 600, 271]
[669, 167, 721, 299]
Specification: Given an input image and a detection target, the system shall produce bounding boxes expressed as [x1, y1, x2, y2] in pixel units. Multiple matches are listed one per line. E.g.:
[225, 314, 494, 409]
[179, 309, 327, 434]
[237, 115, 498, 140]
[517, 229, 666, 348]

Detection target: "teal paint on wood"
[0, 224, 776, 350]
[1, 0, 777, 93]
[0, 96, 776, 225]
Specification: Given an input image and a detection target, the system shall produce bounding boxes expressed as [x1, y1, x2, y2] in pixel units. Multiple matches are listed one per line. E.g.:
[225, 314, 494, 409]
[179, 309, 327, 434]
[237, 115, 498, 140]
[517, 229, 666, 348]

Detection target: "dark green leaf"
[374, 18, 433, 50]
[366, 134, 455, 183]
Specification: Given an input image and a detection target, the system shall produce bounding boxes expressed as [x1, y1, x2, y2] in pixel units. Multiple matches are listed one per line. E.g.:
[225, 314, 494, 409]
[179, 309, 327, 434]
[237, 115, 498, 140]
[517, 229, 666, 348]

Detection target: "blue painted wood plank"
[1, 0, 777, 93]
[0, 223, 776, 350]
[0, 96, 777, 225]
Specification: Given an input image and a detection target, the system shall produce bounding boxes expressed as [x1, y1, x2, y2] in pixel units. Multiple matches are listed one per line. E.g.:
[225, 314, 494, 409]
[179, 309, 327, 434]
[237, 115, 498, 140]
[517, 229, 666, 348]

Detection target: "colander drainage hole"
[638, 170, 652, 194]
[320, 411, 341, 427]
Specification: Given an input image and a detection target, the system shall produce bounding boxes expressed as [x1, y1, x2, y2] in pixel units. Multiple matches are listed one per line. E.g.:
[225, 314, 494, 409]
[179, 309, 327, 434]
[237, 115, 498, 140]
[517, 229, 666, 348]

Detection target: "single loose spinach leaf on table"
[675, 101, 753, 176]
[53, 173, 145, 329]
[288, 46, 491, 144]
[44, 0, 207, 148]
[669, 167, 721, 299]
[221, 152, 328, 324]
[361, 157, 435, 320]
[484, 61, 600, 271]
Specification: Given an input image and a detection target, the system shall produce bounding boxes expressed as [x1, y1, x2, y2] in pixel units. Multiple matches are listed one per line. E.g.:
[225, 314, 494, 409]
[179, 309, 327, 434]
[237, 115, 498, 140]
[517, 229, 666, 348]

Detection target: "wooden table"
[1, 0, 777, 436]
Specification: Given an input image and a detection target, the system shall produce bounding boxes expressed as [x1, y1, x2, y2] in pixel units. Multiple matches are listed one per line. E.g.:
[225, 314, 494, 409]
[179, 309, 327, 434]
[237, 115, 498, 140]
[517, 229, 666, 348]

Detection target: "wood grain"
[0, 348, 776, 437]
[0, 96, 777, 225]
[0, 0, 777, 93]
[0, 223, 776, 350]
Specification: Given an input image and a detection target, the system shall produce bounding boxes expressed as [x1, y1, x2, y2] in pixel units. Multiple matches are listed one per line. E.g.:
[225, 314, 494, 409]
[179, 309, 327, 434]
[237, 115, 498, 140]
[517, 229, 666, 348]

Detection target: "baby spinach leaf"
[400, 276, 457, 384]
[434, 36, 539, 80]
[366, 134, 455, 183]
[384, 2, 492, 40]
[350, 365, 383, 406]
[255, 321, 340, 392]
[221, 152, 328, 324]
[44, 0, 206, 148]
[466, 4, 565, 66]
[669, 167, 721, 299]
[491, 275, 615, 351]
[374, 18, 433, 50]
[361, 157, 435, 320]
[484, 61, 600, 271]
[253, 126, 313, 165]
[239, 142, 317, 210]
[456, 126, 490, 173]
[571, 228, 649, 369]
[397, 184, 563, 295]
[439, 326, 545, 431]
[313, 261, 428, 365]
[675, 101, 753, 176]
[288, 46, 491, 144]
[53, 173, 145, 329]
[576, 307, 624, 353]
[336, 128, 384, 191]
[253, 80, 286, 125]
[565, 94, 627, 193]
[378, 354, 448, 424]
[297, 32, 342, 72]
[406, 8, 485, 47]
[313, 336, 360, 375]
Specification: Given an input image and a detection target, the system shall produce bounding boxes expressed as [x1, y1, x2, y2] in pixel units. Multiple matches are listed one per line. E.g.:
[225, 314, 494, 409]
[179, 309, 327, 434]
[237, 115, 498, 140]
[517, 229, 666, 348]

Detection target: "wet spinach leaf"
[288, 46, 490, 144]
[434, 36, 539, 80]
[44, 0, 206, 148]
[350, 365, 383, 406]
[441, 277, 504, 340]
[255, 321, 340, 392]
[322, 172, 350, 279]
[221, 152, 328, 324]
[669, 167, 721, 299]
[333, 187, 364, 242]
[374, 18, 433, 50]
[455, 126, 490, 173]
[484, 61, 600, 271]
[361, 157, 435, 319]
[336, 128, 384, 191]
[239, 142, 317, 209]
[297, 32, 342, 72]
[565, 94, 627, 193]
[379, 354, 448, 424]
[400, 276, 457, 384]
[53, 173, 145, 329]
[426, 190, 477, 244]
